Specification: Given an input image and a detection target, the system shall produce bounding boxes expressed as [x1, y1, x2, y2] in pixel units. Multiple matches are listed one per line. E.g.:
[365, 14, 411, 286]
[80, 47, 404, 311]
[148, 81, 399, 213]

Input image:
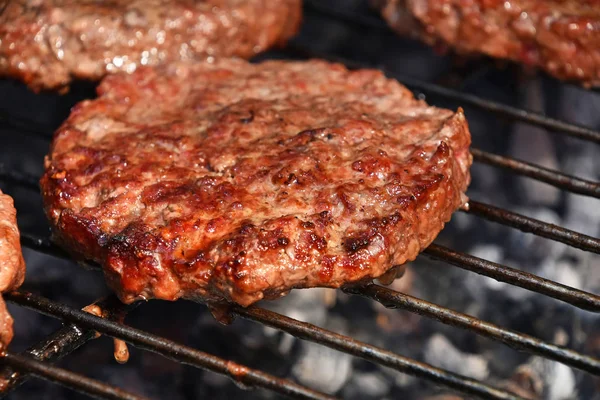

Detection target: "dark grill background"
[1, 1, 599, 399]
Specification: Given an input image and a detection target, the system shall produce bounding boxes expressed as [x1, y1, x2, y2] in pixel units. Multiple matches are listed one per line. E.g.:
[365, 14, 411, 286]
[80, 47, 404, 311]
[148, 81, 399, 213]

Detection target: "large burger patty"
[0, 0, 301, 91]
[375, 0, 600, 86]
[0, 190, 26, 350]
[41, 59, 472, 307]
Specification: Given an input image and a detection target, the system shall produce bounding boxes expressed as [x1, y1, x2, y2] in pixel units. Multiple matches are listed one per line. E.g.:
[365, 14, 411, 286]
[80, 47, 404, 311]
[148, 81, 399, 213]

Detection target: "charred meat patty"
[41, 59, 472, 307]
[0, 190, 26, 350]
[375, 0, 600, 86]
[0, 0, 301, 91]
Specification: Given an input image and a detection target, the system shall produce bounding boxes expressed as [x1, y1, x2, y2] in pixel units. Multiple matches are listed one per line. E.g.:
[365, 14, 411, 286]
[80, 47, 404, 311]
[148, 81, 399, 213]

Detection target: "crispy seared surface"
[376, 0, 600, 86]
[41, 59, 472, 306]
[0, 0, 301, 91]
[0, 190, 26, 350]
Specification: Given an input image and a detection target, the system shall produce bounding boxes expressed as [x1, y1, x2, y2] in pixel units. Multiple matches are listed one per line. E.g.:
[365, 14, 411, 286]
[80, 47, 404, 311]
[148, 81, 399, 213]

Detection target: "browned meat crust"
[0, 0, 302, 91]
[375, 0, 600, 86]
[41, 59, 472, 307]
[0, 190, 26, 350]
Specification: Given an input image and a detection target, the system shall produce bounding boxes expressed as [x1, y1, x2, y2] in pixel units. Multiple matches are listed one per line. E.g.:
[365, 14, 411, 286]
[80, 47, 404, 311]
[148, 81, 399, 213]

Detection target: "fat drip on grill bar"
[82, 303, 130, 364]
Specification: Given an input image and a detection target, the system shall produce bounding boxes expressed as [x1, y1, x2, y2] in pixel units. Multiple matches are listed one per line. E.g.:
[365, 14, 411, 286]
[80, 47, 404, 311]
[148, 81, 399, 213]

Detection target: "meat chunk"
[0, 0, 302, 91]
[0, 190, 26, 350]
[41, 59, 472, 307]
[375, 0, 600, 86]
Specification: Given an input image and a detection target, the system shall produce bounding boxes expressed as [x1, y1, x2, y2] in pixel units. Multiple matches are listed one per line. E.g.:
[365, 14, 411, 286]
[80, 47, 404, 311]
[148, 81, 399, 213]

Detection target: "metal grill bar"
[465, 200, 600, 254]
[424, 244, 600, 312]
[1, 326, 96, 398]
[471, 149, 600, 199]
[233, 306, 523, 400]
[343, 284, 600, 375]
[2, 352, 147, 400]
[5, 291, 530, 400]
[398, 76, 600, 145]
[0, 297, 135, 398]
[5, 291, 338, 400]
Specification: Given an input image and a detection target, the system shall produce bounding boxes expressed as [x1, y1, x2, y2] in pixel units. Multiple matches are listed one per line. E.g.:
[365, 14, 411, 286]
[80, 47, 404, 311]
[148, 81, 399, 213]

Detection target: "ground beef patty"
[375, 0, 600, 86]
[0, 0, 301, 91]
[41, 59, 472, 307]
[0, 190, 26, 350]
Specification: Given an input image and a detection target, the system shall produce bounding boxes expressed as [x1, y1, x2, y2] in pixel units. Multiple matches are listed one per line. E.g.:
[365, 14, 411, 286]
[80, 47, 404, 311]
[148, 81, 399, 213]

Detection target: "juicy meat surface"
[375, 0, 600, 86]
[0, 0, 301, 91]
[0, 190, 26, 350]
[41, 59, 472, 307]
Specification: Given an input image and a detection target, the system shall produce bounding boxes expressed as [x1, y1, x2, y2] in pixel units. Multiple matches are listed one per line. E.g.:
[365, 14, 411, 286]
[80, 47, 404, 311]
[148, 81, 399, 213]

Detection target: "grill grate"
[1, 2, 600, 399]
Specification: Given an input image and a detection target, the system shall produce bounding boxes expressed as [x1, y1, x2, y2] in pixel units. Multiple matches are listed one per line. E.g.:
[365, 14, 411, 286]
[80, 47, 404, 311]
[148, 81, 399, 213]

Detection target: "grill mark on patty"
[41, 59, 472, 307]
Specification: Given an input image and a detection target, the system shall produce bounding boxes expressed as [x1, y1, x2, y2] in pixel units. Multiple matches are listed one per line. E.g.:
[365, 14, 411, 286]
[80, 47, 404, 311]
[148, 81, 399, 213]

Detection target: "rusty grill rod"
[5, 291, 529, 400]
[5, 291, 338, 400]
[301, 3, 600, 145]
[343, 284, 600, 375]
[0, 297, 136, 398]
[471, 149, 600, 199]
[424, 244, 600, 312]
[14, 234, 600, 376]
[3, 291, 526, 400]
[233, 306, 523, 400]
[465, 200, 600, 254]
[1, 352, 147, 400]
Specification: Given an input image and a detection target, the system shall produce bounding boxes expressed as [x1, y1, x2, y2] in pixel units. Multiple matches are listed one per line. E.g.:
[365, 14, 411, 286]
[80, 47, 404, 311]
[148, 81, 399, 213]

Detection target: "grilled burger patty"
[0, 190, 26, 350]
[375, 0, 600, 86]
[0, 0, 301, 91]
[41, 59, 472, 307]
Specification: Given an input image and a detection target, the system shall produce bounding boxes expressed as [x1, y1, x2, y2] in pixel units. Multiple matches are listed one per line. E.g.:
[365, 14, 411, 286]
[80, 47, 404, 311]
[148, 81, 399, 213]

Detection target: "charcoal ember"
[342, 370, 391, 399]
[262, 288, 334, 355]
[289, 314, 351, 393]
[556, 84, 600, 239]
[460, 244, 511, 303]
[292, 339, 353, 394]
[264, 288, 333, 327]
[564, 192, 600, 238]
[508, 357, 576, 400]
[423, 334, 489, 381]
[509, 79, 560, 207]
[503, 363, 544, 400]
[506, 208, 566, 266]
